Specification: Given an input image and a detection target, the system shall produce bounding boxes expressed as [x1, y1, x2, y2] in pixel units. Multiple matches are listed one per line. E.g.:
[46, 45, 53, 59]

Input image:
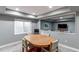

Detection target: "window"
[14, 21, 24, 34]
[23, 22, 32, 34]
[14, 19, 32, 35]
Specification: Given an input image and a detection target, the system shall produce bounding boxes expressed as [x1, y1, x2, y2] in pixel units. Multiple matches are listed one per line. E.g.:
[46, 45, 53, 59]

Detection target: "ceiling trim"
[1, 6, 75, 20]
[40, 12, 75, 19]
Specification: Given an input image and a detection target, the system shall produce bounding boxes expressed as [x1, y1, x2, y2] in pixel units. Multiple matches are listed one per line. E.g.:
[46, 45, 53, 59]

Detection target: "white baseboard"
[0, 41, 21, 49]
[59, 43, 79, 52]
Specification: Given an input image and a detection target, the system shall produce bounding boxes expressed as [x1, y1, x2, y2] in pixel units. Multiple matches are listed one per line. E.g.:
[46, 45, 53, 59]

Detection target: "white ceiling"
[6, 6, 63, 15]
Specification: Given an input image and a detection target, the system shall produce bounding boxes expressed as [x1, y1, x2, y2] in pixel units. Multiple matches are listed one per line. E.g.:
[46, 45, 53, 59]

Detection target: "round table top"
[24, 34, 55, 47]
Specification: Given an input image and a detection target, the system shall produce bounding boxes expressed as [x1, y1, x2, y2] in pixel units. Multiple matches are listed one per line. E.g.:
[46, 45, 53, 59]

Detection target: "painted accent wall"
[40, 20, 75, 33]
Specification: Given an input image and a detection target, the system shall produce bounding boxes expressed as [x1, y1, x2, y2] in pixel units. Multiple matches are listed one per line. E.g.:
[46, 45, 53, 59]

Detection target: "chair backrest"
[34, 29, 39, 34]
[40, 31, 50, 36]
[52, 40, 58, 49]
[22, 38, 28, 47]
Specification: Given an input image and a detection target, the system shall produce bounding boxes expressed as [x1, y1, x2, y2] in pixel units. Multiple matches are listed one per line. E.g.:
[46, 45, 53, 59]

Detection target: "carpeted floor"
[0, 43, 21, 52]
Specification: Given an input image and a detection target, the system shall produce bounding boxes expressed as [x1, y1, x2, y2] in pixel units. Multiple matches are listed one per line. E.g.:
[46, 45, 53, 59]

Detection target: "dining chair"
[22, 38, 38, 52]
[51, 40, 58, 52]
[22, 38, 29, 52]
[41, 40, 58, 52]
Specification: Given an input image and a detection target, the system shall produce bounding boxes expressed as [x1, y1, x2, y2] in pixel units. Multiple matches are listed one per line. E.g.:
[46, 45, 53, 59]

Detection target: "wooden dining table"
[23, 34, 56, 52]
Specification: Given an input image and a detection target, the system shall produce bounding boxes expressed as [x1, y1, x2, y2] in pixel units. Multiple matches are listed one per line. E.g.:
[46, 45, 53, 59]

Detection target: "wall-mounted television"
[58, 24, 68, 28]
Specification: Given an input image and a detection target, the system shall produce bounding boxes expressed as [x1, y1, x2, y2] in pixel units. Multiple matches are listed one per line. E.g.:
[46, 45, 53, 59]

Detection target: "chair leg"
[22, 47, 24, 52]
[56, 47, 58, 52]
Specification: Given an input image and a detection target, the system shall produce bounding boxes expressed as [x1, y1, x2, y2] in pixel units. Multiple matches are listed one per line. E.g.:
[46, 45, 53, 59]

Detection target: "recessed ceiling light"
[48, 6, 52, 8]
[60, 17, 63, 19]
[15, 8, 19, 11]
[32, 13, 36, 15]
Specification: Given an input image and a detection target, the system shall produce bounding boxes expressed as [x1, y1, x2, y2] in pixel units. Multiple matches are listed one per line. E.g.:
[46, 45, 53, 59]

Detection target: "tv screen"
[58, 24, 68, 28]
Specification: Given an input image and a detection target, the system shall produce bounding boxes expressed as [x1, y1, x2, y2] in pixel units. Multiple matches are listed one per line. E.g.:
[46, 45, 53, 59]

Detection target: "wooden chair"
[41, 40, 58, 52]
[22, 38, 37, 52]
[22, 38, 29, 52]
[51, 40, 58, 52]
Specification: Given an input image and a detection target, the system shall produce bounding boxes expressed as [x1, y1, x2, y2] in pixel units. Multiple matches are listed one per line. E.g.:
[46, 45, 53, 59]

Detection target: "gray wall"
[52, 21, 75, 33]
[75, 14, 79, 33]
[0, 15, 29, 46]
